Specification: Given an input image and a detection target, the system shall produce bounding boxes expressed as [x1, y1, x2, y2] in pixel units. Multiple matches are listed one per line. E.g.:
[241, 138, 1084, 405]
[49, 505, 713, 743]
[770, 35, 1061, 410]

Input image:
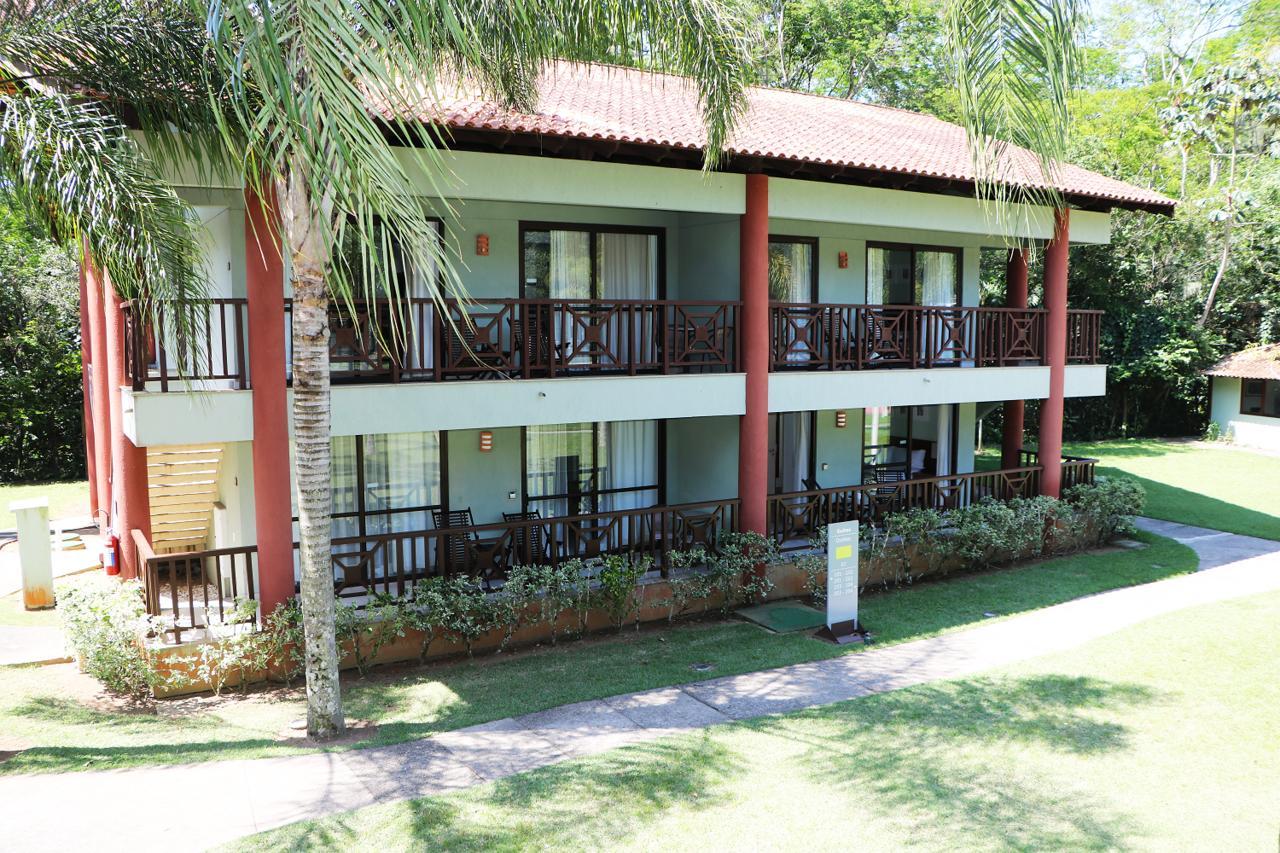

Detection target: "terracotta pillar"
[83, 254, 113, 533]
[1001, 248, 1029, 469]
[103, 283, 151, 578]
[738, 174, 769, 538]
[1039, 209, 1070, 497]
[78, 263, 98, 522]
[245, 185, 295, 614]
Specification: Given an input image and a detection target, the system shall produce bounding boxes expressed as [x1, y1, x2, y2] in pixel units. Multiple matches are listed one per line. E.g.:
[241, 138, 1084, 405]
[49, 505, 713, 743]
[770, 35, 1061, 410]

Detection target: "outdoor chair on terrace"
[502, 510, 550, 566]
[432, 507, 504, 584]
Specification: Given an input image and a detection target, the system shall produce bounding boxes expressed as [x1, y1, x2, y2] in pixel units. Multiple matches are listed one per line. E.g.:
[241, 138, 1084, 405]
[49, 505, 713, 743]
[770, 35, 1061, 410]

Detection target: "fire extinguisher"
[102, 533, 120, 576]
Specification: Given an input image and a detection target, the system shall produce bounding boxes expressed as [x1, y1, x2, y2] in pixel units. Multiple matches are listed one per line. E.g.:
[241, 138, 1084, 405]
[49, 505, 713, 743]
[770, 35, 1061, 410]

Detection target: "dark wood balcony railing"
[770, 303, 1104, 371]
[768, 466, 1044, 547]
[1066, 309, 1104, 364]
[138, 498, 738, 639]
[122, 299, 250, 391]
[124, 297, 739, 390]
[124, 298, 1101, 391]
[1019, 448, 1100, 490]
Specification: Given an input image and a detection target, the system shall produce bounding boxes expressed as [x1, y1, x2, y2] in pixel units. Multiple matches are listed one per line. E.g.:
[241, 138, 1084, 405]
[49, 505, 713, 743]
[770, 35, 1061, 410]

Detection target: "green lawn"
[0, 481, 90, 530]
[1067, 439, 1280, 540]
[0, 530, 1194, 776]
[238, 588, 1280, 852]
[0, 592, 61, 628]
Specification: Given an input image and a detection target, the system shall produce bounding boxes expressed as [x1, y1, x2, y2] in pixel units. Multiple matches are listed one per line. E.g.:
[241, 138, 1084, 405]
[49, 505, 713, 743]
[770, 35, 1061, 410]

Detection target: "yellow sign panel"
[835, 545, 853, 560]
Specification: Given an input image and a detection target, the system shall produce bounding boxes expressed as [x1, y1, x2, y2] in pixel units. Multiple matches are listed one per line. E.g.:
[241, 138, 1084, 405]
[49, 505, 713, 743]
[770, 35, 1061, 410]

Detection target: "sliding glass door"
[862, 405, 958, 482]
[525, 420, 661, 518]
[522, 224, 662, 301]
[768, 412, 815, 494]
[866, 244, 960, 306]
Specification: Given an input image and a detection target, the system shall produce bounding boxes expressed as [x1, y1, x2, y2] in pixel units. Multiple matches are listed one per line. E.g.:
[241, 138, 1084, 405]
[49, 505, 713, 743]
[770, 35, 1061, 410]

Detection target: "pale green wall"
[956, 403, 977, 474]
[1209, 376, 1280, 451]
[812, 408, 862, 488]
[665, 416, 739, 504]
[675, 214, 739, 300]
[446, 427, 524, 525]
[212, 440, 257, 549]
[425, 199, 684, 298]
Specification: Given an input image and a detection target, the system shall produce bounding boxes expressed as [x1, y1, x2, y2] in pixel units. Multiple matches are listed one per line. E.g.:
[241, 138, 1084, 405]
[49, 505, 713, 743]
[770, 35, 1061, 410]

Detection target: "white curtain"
[934, 405, 954, 477]
[601, 420, 658, 513]
[550, 231, 592, 299]
[866, 248, 887, 304]
[363, 432, 441, 536]
[404, 221, 442, 372]
[526, 422, 595, 517]
[598, 233, 658, 366]
[775, 413, 811, 493]
[916, 251, 957, 306]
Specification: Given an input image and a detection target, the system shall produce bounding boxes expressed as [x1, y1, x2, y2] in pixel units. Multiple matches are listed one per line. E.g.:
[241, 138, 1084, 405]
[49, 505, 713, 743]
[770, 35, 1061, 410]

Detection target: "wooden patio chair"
[432, 507, 503, 582]
[502, 510, 550, 566]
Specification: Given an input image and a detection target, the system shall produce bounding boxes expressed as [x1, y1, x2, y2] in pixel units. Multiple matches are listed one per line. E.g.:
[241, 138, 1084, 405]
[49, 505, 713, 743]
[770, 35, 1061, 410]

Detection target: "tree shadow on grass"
[762, 673, 1160, 850]
[268, 732, 742, 852]
[1106, 470, 1280, 541]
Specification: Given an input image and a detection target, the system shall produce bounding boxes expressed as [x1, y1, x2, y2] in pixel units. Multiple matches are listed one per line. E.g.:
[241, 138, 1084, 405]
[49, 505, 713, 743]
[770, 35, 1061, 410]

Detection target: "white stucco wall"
[1209, 376, 1280, 451]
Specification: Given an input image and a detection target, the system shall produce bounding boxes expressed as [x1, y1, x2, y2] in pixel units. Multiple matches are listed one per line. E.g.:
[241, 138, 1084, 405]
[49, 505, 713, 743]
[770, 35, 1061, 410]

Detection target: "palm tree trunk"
[279, 173, 344, 739]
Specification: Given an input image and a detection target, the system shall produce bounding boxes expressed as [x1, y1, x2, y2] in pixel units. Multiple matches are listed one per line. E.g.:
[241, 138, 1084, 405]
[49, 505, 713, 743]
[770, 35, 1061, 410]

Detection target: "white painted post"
[9, 498, 55, 610]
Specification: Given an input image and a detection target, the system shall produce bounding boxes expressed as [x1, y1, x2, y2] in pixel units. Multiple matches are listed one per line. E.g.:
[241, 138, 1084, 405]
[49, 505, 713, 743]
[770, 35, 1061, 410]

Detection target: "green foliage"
[661, 548, 716, 622]
[59, 577, 156, 697]
[436, 577, 496, 659]
[0, 203, 82, 481]
[593, 555, 651, 632]
[258, 599, 305, 687]
[863, 480, 1145, 591]
[796, 528, 828, 605]
[337, 594, 408, 677]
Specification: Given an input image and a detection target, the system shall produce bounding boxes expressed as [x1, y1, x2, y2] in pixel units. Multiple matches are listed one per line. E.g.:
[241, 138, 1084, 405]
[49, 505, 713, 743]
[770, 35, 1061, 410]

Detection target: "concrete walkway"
[0, 624, 67, 666]
[1135, 516, 1280, 569]
[3, 521, 1278, 852]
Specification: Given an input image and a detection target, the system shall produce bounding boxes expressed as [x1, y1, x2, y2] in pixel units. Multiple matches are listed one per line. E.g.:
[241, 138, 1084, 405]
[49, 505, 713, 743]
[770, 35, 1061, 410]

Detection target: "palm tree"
[0, 0, 1086, 739]
[0, 0, 754, 738]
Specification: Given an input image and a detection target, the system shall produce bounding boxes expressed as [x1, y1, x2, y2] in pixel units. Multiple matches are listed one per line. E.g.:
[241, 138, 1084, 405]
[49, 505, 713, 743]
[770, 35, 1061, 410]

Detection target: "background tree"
[0, 202, 81, 482]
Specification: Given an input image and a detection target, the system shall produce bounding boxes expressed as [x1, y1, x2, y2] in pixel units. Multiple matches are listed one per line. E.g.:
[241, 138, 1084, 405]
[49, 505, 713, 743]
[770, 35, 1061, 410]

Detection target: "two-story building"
[78, 63, 1173, 636]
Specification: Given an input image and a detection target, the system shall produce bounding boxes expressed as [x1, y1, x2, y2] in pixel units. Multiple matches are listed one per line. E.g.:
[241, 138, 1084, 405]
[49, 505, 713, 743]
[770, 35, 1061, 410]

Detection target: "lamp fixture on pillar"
[478, 430, 494, 452]
[837, 251, 848, 269]
[835, 410, 847, 428]
[475, 234, 490, 256]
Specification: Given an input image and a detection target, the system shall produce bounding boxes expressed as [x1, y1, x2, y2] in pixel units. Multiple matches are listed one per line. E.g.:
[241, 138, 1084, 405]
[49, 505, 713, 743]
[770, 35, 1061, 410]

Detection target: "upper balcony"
[121, 297, 1102, 391]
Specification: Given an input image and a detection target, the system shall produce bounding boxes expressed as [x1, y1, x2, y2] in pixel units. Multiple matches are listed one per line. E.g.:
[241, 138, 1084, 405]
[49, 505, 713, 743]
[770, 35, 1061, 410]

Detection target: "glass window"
[866, 245, 959, 305]
[525, 420, 659, 517]
[768, 412, 814, 494]
[862, 405, 957, 479]
[1242, 379, 1280, 418]
[768, 238, 815, 302]
[522, 226, 659, 300]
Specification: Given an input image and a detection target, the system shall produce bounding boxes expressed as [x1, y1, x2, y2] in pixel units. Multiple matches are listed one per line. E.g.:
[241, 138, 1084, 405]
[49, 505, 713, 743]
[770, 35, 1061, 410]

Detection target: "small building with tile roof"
[1206, 344, 1280, 450]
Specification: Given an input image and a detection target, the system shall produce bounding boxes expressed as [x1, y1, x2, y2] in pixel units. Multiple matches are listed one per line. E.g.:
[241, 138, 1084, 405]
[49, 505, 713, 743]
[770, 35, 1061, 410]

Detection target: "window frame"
[865, 240, 962, 306]
[520, 420, 668, 518]
[1239, 378, 1280, 418]
[518, 221, 668, 301]
[767, 234, 820, 303]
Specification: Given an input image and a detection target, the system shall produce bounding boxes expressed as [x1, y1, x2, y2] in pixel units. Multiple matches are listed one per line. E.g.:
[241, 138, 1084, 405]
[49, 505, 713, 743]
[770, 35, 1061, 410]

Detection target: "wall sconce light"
[835, 410, 847, 428]
[837, 250, 848, 269]
[478, 430, 494, 452]
[475, 233, 490, 256]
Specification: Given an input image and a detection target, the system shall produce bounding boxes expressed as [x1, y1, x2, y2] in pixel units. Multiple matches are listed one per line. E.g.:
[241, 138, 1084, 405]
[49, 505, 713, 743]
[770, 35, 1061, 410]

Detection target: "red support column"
[1001, 248, 1029, 470]
[78, 263, 98, 522]
[103, 284, 151, 578]
[245, 185, 295, 614]
[1039, 209, 1070, 497]
[738, 174, 769, 539]
[83, 253, 113, 533]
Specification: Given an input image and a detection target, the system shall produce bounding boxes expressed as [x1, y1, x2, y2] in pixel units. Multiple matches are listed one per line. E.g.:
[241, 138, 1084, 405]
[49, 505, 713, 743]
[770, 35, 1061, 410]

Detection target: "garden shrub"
[858, 478, 1146, 591]
[337, 593, 407, 676]
[660, 547, 714, 621]
[593, 554, 650, 631]
[59, 576, 157, 697]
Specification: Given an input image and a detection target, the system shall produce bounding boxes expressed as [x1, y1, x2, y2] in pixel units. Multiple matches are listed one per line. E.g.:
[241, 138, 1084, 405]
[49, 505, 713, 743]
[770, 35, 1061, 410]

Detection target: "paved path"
[3, 521, 1278, 852]
[1135, 516, 1280, 569]
[0, 528, 102, 598]
[0, 625, 67, 666]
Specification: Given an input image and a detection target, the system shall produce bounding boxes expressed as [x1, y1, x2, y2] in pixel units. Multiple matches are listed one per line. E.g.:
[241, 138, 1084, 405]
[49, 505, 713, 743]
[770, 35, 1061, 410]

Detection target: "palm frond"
[0, 91, 207, 346]
[946, 0, 1085, 239]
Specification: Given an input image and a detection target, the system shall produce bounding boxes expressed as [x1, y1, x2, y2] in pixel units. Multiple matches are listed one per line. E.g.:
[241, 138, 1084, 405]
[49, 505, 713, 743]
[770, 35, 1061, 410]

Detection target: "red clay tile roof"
[1205, 344, 1280, 380]
[388, 62, 1175, 214]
